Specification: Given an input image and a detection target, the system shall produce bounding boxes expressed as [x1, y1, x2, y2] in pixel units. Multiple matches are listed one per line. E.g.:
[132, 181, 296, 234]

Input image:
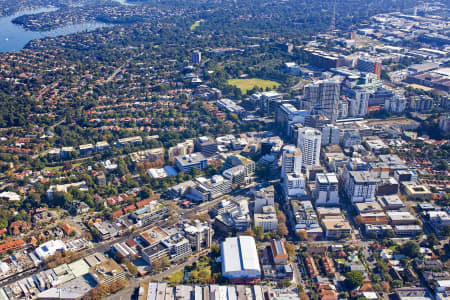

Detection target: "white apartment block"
[345, 171, 378, 203]
[297, 127, 321, 169]
[281, 145, 302, 177]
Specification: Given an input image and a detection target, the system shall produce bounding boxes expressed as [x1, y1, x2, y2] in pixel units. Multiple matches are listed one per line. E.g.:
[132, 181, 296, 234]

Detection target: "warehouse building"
[221, 236, 261, 283]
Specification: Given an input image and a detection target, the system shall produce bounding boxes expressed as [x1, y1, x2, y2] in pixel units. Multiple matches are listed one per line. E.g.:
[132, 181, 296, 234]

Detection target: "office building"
[174, 153, 208, 173]
[321, 219, 352, 239]
[302, 48, 341, 69]
[190, 175, 232, 202]
[369, 88, 394, 106]
[254, 185, 275, 213]
[385, 95, 407, 113]
[192, 50, 201, 64]
[90, 259, 127, 289]
[347, 87, 369, 117]
[296, 127, 321, 169]
[182, 220, 213, 253]
[337, 99, 349, 119]
[315, 173, 339, 206]
[224, 154, 255, 176]
[341, 129, 361, 148]
[92, 222, 122, 240]
[345, 171, 378, 203]
[402, 182, 432, 200]
[377, 195, 406, 211]
[305, 80, 340, 123]
[196, 136, 218, 157]
[357, 58, 382, 79]
[142, 232, 192, 265]
[35, 240, 67, 260]
[259, 91, 283, 114]
[394, 225, 422, 236]
[275, 103, 309, 137]
[254, 206, 278, 232]
[213, 197, 251, 232]
[168, 140, 194, 161]
[284, 173, 306, 197]
[222, 165, 247, 185]
[439, 115, 450, 132]
[130, 201, 168, 227]
[321, 124, 340, 146]
[387, 211, 417, 225]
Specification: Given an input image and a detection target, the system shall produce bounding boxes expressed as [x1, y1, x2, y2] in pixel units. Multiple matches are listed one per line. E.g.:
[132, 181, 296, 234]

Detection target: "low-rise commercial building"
[387, 211, 417, 225]
[254, 206, 278, 232]
[402, 182, 432, 200]
[321, 219, 352, 239]
[270, 240, 288, 265]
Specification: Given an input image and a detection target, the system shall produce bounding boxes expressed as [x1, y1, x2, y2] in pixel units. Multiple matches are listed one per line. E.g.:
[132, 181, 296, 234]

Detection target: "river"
[0, 7, 111, 53]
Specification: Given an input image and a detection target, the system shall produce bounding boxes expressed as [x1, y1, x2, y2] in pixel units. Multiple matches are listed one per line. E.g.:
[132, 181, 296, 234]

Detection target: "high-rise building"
[337, 99, 349, 119]
[321, 124, 341, 146]
[345, 171, 378, 203]
[304, 80, 340, 123]
[284, 172, 306, 197]
[275, 103, 309, 137]
[369, 88, 394, 106]
[303, 83, 320, 111]
[259, 91, 283, 114]
[408, 95, 433, 112]
[314, 173, 339, 206]
[341, 129, 361, 148]
[317, 80, 340, 123]
[439, 115, 450, 132]
[385, 96, 407, 113]
[296, 127, 322, 169]
[191, 50, 201, 64]
[281, 145, 302, 177]
[357, 58, 382, 80]
[347, 87, 369, 117]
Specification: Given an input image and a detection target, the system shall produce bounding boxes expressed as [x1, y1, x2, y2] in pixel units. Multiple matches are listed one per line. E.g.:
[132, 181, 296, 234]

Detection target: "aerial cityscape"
[0, 0, 448, 299]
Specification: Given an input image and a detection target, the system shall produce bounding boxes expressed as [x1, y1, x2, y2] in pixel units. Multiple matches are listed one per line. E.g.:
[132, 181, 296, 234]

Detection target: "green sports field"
[227, 78, 280, 94]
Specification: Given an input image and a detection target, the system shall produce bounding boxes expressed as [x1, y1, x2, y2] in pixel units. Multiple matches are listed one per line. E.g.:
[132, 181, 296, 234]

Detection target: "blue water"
[0, 7, 111, 53]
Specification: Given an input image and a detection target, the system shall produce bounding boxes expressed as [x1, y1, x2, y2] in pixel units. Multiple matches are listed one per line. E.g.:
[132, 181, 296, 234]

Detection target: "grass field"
[227, 78, 280, 94]
[43, 162, 82, 171]
[190, 20, 202, 31]
[406, 83, 434, 92]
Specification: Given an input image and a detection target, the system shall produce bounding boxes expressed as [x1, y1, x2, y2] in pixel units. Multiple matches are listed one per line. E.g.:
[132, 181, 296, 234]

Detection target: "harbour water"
[0, 7, 110, 53]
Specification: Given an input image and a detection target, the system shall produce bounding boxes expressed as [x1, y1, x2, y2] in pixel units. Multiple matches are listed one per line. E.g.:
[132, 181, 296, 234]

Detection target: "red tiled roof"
[0, 239, 25, 253]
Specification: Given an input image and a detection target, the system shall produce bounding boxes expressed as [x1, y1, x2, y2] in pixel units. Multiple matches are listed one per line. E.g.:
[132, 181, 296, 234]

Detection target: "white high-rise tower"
[297, 127, 322, 169]
[281, 145, 302, 177]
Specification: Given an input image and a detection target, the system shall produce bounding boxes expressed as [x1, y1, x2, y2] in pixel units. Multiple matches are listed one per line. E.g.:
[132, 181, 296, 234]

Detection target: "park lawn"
[167, 270, 183, 285]
[227, 78, 280, 94]
[190, 20, 202, 31]
[43, 162, 82, 171]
